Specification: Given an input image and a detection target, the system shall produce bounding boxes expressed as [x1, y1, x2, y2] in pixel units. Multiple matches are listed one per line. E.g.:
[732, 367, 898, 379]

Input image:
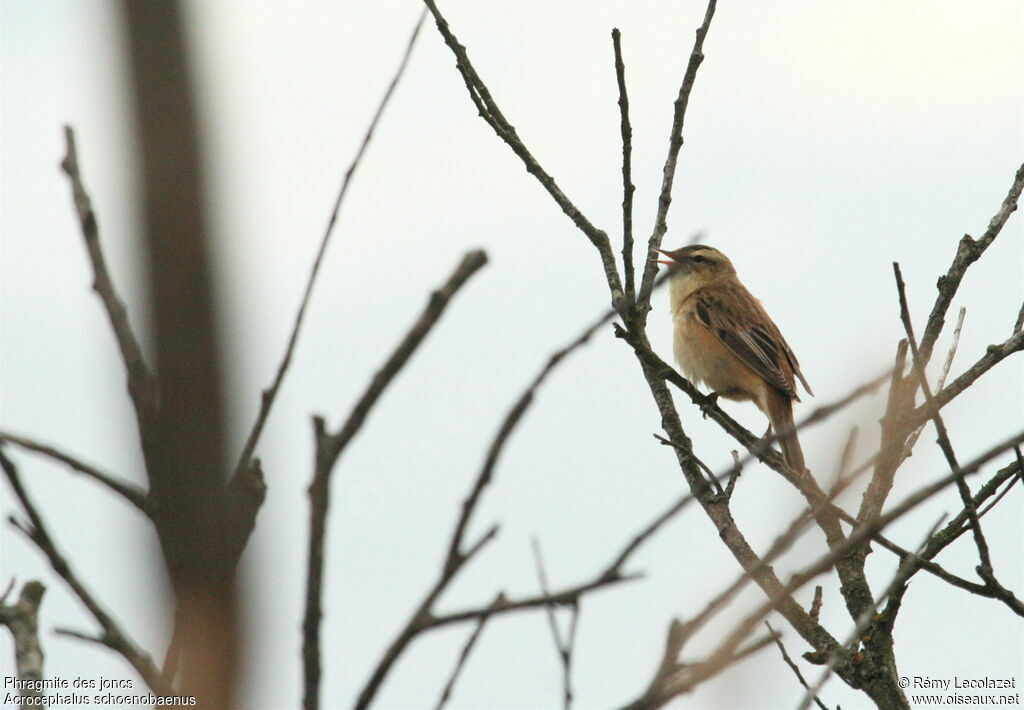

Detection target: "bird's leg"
[752, 423, 775, 461]
[699, 391, 720, 419]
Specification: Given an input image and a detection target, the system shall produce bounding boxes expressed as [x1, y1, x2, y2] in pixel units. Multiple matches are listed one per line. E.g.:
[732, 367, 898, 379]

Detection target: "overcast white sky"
[2, 2, 1022, 709]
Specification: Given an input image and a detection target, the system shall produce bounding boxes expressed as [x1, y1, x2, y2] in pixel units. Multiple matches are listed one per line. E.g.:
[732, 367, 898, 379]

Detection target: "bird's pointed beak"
[654, 249, 676, 266]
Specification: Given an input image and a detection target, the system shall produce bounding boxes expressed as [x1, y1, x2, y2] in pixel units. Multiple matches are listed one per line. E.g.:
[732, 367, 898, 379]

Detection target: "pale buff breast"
[672, 303, 767, 410]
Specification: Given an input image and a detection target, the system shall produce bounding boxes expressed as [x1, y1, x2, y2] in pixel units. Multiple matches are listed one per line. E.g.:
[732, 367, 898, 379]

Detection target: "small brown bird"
[656, 244, 813, 473]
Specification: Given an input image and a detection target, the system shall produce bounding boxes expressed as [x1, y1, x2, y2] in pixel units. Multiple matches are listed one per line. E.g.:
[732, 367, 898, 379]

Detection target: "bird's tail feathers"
[765, 389, 806, 475]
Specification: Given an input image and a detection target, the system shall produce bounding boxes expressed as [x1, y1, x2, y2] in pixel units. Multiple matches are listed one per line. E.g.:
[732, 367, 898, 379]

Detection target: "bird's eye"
[692, 255, 705, 263]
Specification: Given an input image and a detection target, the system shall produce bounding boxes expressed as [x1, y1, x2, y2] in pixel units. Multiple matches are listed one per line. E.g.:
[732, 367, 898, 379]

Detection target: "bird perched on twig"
[655, 244, 813, 474]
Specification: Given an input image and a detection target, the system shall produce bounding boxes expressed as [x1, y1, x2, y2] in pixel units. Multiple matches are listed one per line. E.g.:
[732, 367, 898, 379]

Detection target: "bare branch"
[0, 447, 164, 692]
[353, 524, 500, 710]
[0, 580, 46, 704]
[635, 0, 718, 324]
[626, 353, 839, 664]
[448, 306, 617, 569]
[902, 308, 965, 455]
[356, 440, 698, 708]
[531, 539, 578, 710]
[432, 594, 501, 710]
[918, 162, 1024, 364]
[765, 621, 831, 710]
[629, 432, 1022, 710]
[976, 454, 1022, 519]
[0, 430, 149, 515]
[854, 167, 1024, 576]
[623, 434, 1020, 710]
[635, 447, 887, 702]
[224, 458, 267, 575]
[885, 456, 1024, 611]
[634, 317, 992, 596]
[856, 339, 911, 528]
[347, 272, 688, 708]
[716, 429, 1024, 674]
[912, 329, 1024, 417]
[612, 28, 636, 306]
[233, 9, 427, 480]
[795, 516, 946, 710]
[893, 263, 992, 574]
[50, 628, 100, 649]
[426, 574, 640, 631]
[302, 250, 487, 710]
[835, 427, 859, 482]
[422, 0, 626, 313]
[59, 126, 158, 459]
[121, 0, 241, 702]
[809, 587, 823, 622]
[616, 325, 889, 491]
[604, 492, 700, 576]
[939, 307, 967, 388]
[891, 268, 1023, 616]
[621, 629, 778, 710]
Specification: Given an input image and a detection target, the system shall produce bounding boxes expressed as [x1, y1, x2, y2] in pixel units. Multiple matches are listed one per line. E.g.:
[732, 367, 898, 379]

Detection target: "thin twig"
[602, 489, 700, 576]
[635, 0, 717, 324]
[612, 28, 636, 306]
[634, 431, 1023, 710]
[910, 329, 1024, 418]
[709, 430, 1024, 679]
[421, 571, 637, 631]
[809, 587, 823, 622]
[795, 516, 946, 710]
[0, 579, 15, 606]
[918, 162, 1024, 364]
[976, 459, 1022, 518]
[621, 630, 778, 710]
[617, 325, 889, 491]
[893, 264, 993, 575]
[233, 9, 427, 481]
[835, 427, 859, 483]
[356, 454, 700, 709]
[0, 447, 164, 692]
[0, 580, 47, 703]
[648, 328, 990, 595]
[0, 431, 149, 514]
[433, 594, 501, 710]
[629, 321, 1007, 598]
[447, 305, 614, 572]
[654, 433, 722, 495]
[303, 250, 487, 710]
[649, 437, 899, 689]
[60, 126, 158, 461]
[856, 339, 911, 531]
[423, 0, 626, 314]
[939, 307, 967, 387]
[631, 360, 838, 661]
[531, 539, 577, 710]
[765, 621, 830, 710]
[356, 273, 680, 710]
[886, 456, 1024, 613]
[902, 308, 965, 455]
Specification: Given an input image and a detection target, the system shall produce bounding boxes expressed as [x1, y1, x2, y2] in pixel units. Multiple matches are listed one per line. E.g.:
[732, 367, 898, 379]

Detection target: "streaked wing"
[694, 286, 803, 400]
[783, 338, 813, 397]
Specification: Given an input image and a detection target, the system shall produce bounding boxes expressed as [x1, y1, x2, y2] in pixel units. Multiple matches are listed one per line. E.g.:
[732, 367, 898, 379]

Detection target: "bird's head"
[655, 244, 736, 291]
